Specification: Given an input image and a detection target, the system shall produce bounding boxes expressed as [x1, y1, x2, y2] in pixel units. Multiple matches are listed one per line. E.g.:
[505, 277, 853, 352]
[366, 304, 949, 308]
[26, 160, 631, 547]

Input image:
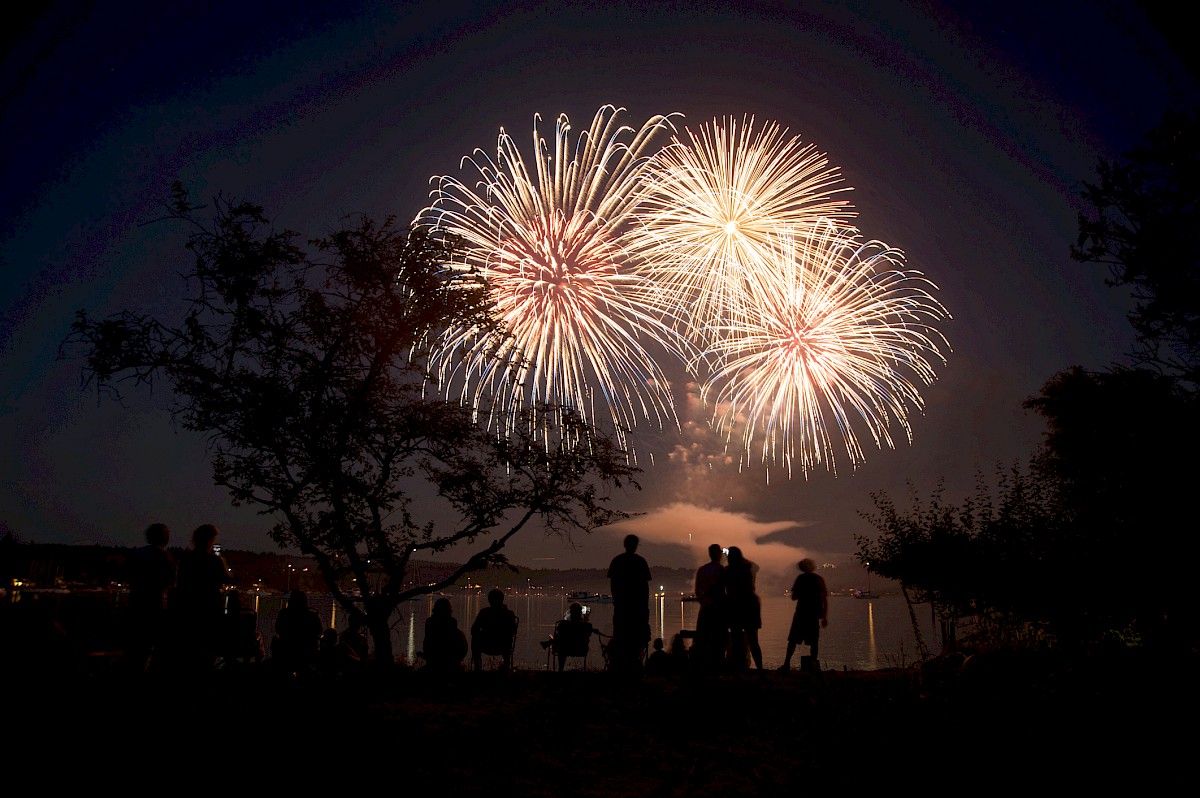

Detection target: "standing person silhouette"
[168, 523, 233, 675]
[725, 546, 764, 672]
[693, 543, 728, 672]
[470, 589, 518, 672]
[273, 589, 324, 677]
[781, 558, 828, 673]
[606, 533, 652, 674]
[121, 522, 175, 675]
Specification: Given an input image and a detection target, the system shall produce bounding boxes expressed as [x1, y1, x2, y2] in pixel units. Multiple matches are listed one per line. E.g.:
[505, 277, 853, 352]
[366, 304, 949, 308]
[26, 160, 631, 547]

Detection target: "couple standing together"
[694, 543, 828, 673]
[606, 535, 829, 673]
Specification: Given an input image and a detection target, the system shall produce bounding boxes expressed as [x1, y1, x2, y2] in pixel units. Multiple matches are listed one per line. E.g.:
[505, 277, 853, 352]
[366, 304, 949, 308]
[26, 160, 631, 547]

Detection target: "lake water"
[249, 590, 938, 671]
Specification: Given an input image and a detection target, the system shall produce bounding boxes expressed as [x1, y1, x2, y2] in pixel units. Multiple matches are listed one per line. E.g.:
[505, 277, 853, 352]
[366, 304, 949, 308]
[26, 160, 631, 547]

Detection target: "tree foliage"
[858, 366, 1199, 655]
[858, 110, 1200, 659]
[1023, 365, 1198, 650]
[63, 185, 641, 666]
[855, 465, 1063, 656]
[1073, 108, 1200, 389]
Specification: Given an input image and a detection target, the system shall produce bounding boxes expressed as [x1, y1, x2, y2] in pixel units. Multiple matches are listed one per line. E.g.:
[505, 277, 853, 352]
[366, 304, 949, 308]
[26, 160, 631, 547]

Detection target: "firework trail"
[628, 116, 856, 343]
[416, 106, 689, 443]
[699, 221, 950, 480]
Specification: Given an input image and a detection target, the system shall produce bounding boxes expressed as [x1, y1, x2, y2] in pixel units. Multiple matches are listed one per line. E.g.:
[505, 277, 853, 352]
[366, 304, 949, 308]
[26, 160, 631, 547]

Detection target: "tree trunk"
[365, 597, 397, 669]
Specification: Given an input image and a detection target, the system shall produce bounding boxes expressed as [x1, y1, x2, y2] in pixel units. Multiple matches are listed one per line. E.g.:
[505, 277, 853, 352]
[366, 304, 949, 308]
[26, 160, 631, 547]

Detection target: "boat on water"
[565, 591, 614, 604]
[854, 567, 878, 599]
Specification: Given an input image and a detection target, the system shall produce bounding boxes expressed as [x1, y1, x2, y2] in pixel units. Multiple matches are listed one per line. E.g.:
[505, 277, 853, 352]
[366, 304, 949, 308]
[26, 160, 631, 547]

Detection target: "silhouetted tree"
[63, 185, 640, 667]
[1024, 365, 1199, 651]
[1073, 108, 1200, 390]
[859, 110, 1200, 657]
[856, 465, 1062, 656]
[859, 365, 1200, 655]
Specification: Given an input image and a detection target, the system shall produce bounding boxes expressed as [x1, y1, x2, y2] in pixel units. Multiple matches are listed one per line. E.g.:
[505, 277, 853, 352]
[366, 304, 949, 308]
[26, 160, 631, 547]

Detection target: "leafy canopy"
[65, 185, 641, 663]
[1073, 108, 1200, 389]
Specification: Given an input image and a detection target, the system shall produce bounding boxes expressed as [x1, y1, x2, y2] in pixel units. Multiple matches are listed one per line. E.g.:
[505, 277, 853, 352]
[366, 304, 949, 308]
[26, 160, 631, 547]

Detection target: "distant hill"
[0, 538, 885, 596]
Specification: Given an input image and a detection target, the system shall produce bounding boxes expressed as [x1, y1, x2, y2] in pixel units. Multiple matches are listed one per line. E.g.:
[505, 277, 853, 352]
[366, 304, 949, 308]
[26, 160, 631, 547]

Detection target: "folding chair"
[546, 617, 594, 671]
[475, 616, 519, 671]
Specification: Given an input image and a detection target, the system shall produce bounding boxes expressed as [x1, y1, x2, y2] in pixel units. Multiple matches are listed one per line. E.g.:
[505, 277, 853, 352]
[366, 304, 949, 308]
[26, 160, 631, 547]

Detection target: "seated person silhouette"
[470, 589, 518, 672]
[551, 602, 596, 672]
[337, 611, 370, 674]
[644, 636, 673, 677]
[273, 589, 323, 677]
[422, 597, 468, 672]
[219, 590, 264, 667]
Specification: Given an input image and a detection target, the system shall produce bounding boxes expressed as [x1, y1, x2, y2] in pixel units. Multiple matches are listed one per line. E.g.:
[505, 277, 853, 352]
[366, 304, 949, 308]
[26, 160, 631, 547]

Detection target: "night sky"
[2, 1, 1196, 580]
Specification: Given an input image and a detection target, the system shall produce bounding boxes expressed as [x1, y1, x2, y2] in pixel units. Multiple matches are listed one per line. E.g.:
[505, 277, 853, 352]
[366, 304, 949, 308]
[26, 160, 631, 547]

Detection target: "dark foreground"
[6, 649, 1194, 793]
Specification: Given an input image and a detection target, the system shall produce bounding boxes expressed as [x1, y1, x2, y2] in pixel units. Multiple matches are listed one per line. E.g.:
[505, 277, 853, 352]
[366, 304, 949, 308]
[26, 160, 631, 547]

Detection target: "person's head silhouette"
[192, 524, 219, 552]
[145, 523, 169, 547]
[487, 588, 504, 607]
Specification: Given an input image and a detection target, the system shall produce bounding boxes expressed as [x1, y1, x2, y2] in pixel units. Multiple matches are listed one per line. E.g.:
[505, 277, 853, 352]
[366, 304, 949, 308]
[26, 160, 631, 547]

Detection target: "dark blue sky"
[2, 1, 1196, 574]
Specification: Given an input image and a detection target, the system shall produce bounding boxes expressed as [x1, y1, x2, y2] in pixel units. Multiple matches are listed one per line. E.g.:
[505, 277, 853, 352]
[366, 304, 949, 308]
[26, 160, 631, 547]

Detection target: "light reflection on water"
[250, 590, 936, 671]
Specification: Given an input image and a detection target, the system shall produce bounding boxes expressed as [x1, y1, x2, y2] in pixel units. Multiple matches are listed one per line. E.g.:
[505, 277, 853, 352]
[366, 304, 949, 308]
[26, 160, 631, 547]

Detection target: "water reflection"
[866, 599, 877, 671]
[246, 590, 933, 671]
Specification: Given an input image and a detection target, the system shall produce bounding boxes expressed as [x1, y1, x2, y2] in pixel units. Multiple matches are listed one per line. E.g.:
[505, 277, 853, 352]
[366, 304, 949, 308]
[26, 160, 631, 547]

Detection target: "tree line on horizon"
[0, 535, 702, 598]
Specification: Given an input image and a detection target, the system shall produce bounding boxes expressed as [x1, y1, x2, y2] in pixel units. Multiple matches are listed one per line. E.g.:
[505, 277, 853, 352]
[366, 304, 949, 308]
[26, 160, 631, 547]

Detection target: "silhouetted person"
[607, 533, 652, 673]
[669, 631, 691, 675]
[693, 543, 728, 672]
[319, 627, 340, 675]
[550, 601, 596, 671]
[219, 589, 264, 668]
[781, 558, 828, 673]
[273, 589, 323, 677]
[422, 597, 468, 672]
[168, 523, 232, 675]
[644, 637, 673, 677]
[338, 610, 370, 674]
[471, 588, 518, 672]
[121, 522, 175, 675]
[725, 546, 764, 673]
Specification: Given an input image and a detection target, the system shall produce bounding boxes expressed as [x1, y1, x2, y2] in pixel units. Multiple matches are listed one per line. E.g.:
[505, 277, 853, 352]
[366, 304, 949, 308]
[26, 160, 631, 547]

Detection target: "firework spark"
[416, 105, 687, 442]
[699, 221, 950, 479]
[628, 116, 856, 342]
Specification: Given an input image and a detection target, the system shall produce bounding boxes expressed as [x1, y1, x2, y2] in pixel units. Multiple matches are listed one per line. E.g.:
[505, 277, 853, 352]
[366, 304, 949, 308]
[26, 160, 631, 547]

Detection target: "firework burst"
[628, 116, 856, 342]
[699, 221, 950, 479]
[416, 105, 687, 442]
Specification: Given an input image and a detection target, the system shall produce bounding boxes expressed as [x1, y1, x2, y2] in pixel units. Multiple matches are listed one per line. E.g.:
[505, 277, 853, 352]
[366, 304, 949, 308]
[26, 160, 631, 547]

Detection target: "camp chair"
[546, 617, 595, 671]
[474, 616, 519, 671]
